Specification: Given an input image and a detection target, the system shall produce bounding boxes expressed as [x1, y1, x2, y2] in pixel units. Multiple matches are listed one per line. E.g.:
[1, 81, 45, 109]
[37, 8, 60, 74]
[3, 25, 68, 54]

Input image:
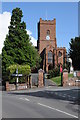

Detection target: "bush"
[48, 67, 60, 79]
[7, 64, 31, 83]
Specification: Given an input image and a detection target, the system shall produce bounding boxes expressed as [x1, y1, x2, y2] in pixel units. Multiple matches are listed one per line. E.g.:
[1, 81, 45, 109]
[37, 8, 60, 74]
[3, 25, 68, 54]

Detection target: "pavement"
[45, 79, 57, 86]
[2, 86, 80, 119]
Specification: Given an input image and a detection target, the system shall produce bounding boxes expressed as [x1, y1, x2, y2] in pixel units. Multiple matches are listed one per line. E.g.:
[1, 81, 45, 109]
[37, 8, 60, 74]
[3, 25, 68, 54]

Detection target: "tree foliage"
[2, 8, 41, 82]
[7, 64, 31, 83]
[69, 37, 80, 70]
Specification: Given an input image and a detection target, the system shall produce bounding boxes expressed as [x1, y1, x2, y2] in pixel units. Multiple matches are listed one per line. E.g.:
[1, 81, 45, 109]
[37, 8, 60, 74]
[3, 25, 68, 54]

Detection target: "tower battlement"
[39, 18, 56, 24]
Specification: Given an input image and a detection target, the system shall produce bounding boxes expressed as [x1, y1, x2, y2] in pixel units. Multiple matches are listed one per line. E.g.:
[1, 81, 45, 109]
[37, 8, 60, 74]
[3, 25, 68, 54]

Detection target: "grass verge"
[51, 73, 73, 86]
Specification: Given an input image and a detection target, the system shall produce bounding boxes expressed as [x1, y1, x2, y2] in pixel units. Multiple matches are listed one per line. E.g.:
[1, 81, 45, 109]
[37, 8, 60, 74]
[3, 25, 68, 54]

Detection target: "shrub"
[7, 64, 31, 83]
[48, 67, 60, 79]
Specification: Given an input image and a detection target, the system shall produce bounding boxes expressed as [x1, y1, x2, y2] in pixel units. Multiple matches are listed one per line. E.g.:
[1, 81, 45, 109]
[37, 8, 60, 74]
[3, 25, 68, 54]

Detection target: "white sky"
[0, 12, 37, 54]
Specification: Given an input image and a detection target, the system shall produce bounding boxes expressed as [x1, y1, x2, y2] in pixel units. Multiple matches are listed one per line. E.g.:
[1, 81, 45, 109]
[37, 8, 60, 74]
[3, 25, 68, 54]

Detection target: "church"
[37, 18, 66, 73]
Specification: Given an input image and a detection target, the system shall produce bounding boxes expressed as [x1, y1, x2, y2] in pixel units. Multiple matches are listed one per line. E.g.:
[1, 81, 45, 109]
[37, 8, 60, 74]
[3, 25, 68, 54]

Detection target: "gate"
[31, 73, 38, 87]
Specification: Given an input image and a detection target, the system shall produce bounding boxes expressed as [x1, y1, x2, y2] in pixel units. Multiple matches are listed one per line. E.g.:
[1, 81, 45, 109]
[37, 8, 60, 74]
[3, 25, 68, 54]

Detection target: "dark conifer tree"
[2, 8, 41, 81]
[69, 37, 80, 70]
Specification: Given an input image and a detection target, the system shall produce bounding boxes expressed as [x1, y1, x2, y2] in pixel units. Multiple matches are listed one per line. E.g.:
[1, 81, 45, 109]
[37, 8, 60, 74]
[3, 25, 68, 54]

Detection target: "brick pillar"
[38, 69, 44, 87]
[63, 69, 68, 87]
[6, 81, 10, 91]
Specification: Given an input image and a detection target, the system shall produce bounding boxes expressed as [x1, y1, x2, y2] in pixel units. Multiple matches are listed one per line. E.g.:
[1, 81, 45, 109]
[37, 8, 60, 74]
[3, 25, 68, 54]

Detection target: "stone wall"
[6, 82, 27, 91]
[6, 69, 44, 91]
[63, 69, 80, 87]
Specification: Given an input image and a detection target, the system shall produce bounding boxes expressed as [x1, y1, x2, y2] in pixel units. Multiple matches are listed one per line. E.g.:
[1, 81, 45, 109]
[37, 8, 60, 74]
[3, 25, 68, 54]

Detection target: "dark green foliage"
[7, 64, 31, 83]
[2, 8, 41, 82]
[48, 66, 60, 78]
[69, 37, 80, 70]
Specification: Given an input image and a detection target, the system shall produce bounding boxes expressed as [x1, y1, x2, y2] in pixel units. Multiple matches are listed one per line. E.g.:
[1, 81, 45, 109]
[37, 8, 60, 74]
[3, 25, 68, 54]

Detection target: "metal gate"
[31, 73, 38, 87]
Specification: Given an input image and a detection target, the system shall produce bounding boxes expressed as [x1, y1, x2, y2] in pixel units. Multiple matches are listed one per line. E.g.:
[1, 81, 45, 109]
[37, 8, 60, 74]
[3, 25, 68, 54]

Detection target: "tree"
[69, 37, 80, 70]
[2, 8, 41, 82]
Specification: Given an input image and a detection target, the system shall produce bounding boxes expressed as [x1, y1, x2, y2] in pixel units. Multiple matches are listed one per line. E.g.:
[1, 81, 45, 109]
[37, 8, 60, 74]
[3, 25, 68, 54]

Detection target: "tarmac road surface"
[2, 86, 80, 119]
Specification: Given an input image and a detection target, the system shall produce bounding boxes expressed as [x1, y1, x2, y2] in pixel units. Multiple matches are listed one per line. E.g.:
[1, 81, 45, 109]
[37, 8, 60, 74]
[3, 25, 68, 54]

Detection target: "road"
[2, 86, 80, 119]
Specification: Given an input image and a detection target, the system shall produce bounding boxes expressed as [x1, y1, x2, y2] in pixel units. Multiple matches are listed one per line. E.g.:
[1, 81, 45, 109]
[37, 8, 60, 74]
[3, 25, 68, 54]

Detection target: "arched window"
[58, 51, 62, 57]
[48, 51, 53, 63]
[47, 30, 50, 35]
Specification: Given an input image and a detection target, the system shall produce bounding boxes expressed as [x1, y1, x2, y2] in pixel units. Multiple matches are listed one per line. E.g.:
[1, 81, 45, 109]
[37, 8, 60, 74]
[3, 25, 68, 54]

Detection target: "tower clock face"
[46, 35, 50, 40]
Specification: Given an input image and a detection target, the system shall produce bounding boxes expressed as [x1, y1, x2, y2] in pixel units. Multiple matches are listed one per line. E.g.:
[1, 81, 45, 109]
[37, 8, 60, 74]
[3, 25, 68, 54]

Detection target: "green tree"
[2, 8, 41, 82]
[69, 37, 80, 70]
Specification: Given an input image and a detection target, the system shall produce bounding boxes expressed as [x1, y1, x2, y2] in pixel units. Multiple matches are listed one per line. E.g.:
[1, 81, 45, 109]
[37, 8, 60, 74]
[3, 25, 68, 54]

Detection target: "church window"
[48, 51, 53, 63]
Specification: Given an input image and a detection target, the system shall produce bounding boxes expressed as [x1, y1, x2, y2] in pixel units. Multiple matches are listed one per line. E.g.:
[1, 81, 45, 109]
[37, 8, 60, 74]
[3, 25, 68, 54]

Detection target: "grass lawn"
[51, 73, 73, 86]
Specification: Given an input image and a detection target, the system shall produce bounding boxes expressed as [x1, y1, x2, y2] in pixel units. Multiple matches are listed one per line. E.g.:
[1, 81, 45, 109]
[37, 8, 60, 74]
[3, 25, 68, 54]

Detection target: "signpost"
[12, 68, 22, 90]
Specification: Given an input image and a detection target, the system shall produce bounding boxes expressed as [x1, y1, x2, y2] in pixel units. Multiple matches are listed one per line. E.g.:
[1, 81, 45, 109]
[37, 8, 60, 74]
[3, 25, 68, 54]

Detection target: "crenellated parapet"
[39, 18, 56, 25]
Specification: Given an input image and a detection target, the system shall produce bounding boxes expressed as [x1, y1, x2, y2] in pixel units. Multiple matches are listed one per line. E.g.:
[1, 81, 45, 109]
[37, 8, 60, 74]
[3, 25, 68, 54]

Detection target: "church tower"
[37, 18, 57, 54]
[37, 18, 66, 73]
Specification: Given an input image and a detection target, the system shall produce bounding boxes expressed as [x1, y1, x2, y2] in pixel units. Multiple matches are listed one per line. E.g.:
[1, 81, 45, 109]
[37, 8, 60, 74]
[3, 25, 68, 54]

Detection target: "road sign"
[11, 68, 23, 90]
[12, 74, 23, 77]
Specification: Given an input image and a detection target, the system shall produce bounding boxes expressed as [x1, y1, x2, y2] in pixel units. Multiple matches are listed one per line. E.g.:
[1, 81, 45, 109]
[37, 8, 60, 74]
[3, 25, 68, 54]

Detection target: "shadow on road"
[8, 88, 80, 106]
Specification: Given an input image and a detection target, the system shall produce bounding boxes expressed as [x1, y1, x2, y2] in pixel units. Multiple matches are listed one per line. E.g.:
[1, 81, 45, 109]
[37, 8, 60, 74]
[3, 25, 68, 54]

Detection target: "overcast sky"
[0, 2, 78, 54]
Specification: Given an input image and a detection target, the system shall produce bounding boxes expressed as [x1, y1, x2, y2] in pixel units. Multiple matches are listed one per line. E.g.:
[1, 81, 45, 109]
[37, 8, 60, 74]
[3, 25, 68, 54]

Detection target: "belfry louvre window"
[58, 51, 62, 57]
[48, 51, 53, 63]
[47, 30, 50, 35]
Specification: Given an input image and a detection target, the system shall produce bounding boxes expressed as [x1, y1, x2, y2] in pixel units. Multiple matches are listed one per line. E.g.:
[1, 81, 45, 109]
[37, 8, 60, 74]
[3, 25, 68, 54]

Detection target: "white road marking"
[19, 97, 30, 102]
[38, 103, 78, 118]
[19, 98, 24, 100]
[25, 98, 30, 101]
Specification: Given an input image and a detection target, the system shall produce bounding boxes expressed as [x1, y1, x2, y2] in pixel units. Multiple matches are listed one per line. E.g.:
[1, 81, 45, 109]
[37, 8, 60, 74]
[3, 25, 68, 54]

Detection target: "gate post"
[38, 69, 44, 87]
[6, 81, 10, 91]
[27, 76, 29, 88]
[63, 69, 68, 87]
